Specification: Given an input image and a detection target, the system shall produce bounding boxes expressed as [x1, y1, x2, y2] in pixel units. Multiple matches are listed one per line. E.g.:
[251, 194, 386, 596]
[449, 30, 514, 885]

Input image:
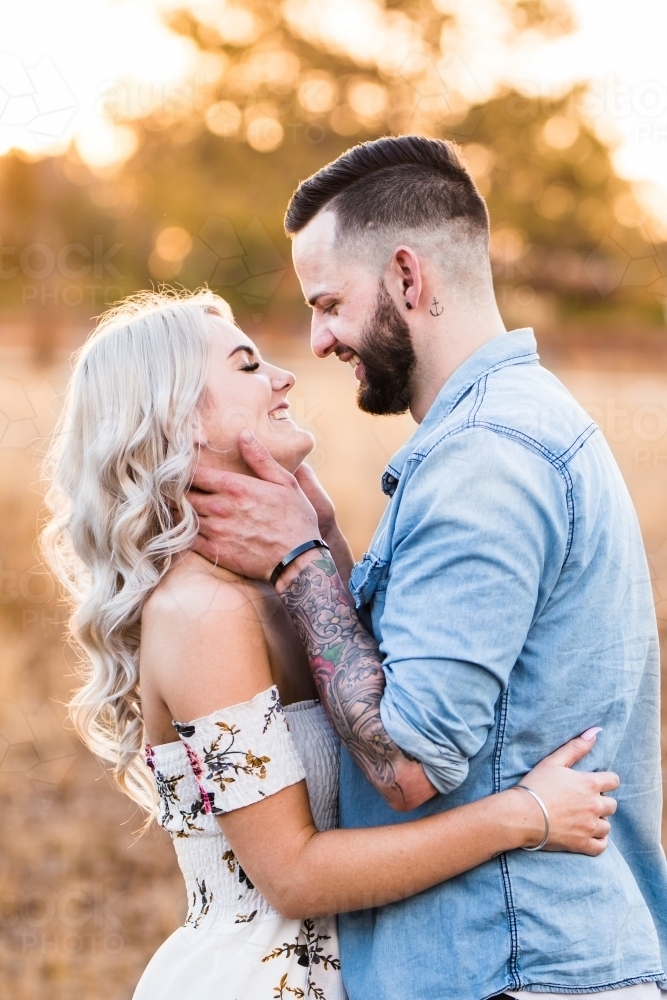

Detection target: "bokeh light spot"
[246, 116, 284, 152]
[538, 183, 575, 220]
[155, 227, 193, 263]
[298, 71, 338, 114]
[542, 115, 580, 150]
[205, 100, 242, 137]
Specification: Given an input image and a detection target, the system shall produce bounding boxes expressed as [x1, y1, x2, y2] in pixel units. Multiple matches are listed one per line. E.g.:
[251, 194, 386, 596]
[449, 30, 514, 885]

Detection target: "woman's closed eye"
[240, 361, 260, 372]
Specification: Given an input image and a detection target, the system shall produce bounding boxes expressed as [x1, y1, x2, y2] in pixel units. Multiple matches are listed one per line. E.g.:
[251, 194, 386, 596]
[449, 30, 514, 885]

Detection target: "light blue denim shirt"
[340, 329, 667, 1000]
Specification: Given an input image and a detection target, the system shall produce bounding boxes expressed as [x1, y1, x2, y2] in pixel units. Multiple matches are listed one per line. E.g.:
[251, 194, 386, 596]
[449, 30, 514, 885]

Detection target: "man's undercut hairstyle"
[284, 136, 490, 276]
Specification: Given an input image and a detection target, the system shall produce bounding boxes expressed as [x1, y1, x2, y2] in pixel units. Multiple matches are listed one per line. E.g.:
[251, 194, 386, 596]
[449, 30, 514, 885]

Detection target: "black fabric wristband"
[269, 539, 330, 587]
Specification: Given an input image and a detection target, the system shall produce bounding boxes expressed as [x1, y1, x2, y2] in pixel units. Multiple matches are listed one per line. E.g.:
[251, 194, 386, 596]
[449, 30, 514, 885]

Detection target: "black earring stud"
[406, 302, 412, 310]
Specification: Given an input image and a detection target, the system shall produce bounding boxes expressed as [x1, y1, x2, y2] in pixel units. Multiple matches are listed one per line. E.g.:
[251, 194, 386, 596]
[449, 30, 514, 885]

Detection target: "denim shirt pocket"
[349, 552, 390, 608]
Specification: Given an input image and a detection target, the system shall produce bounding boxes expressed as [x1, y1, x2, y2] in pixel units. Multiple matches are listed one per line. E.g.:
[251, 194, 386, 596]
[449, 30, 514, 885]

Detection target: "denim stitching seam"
[508, 973, 667, 993]
[405, 421, 599, 568]
[467, 375, 488, 425]
[493, 689, 521, 991]
[442, 353, 539, 420]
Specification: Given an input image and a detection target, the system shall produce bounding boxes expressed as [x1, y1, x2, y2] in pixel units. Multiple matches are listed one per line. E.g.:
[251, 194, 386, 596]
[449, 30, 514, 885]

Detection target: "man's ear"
[386, 246, 423, 312]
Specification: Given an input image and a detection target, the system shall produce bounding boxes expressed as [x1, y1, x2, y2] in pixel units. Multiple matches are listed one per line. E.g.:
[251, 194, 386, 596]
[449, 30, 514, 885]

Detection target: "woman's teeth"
[269, 409, 289, 420]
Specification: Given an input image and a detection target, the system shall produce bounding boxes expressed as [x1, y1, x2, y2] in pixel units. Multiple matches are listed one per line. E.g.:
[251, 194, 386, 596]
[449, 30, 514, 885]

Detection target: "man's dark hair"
[284, 135, 489, 242]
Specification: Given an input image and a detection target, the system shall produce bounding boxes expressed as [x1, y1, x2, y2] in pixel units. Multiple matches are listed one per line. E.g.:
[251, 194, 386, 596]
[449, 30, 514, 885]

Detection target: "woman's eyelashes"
[240, 361, 260, 372]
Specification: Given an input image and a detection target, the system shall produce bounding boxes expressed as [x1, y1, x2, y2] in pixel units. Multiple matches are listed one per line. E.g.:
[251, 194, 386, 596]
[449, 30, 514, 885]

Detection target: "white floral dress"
[133, 687, 346, 1000]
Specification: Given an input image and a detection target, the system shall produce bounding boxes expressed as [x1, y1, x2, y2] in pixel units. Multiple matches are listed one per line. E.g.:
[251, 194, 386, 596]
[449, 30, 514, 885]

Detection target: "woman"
[42, 290, 618, 1000]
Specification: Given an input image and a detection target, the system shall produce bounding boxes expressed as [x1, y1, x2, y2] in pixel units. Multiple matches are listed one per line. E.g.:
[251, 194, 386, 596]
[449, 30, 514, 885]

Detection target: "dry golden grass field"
[0, 324, 665, 999]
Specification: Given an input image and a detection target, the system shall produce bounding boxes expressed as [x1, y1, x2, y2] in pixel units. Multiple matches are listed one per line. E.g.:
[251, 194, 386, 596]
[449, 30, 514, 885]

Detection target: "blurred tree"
[0, 0, 665, 329]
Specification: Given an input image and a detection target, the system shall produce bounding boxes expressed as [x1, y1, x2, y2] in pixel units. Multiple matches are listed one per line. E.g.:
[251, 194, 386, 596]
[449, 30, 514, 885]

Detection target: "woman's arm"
[144, 565, 618, 922]
[220, 734, 617, 919]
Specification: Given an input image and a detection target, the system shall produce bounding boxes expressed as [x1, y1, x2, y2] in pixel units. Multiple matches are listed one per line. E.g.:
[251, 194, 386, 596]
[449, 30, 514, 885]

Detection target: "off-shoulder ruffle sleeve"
[172, 686, 306, 815]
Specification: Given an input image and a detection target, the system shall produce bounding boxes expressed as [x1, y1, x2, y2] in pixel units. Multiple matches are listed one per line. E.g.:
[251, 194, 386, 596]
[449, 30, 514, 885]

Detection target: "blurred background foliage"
[1, 0, 666, 343]
[1, 5, 667, 995]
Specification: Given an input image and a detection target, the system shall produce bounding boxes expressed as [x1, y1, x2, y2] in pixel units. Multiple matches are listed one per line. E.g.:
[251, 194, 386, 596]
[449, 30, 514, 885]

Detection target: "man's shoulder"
[427, 361, 597, 467]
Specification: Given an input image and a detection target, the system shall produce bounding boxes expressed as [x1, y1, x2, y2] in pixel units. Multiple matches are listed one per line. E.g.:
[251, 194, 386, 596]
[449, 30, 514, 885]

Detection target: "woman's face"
[197, 316, 315, 474]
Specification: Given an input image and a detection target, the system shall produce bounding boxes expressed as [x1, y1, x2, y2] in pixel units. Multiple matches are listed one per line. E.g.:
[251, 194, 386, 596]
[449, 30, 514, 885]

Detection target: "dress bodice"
[136, 687, 345, 1000]
[145, 687, 340, 928]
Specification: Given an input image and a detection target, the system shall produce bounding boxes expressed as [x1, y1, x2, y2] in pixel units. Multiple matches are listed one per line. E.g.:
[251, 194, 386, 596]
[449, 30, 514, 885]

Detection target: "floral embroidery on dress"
[273, 973, 305, 999]
[173, 718, 271, 815]
[176, 797, 207, 837]
[139, 692, 343, 997]
[222, 849, 255, 893]
[263, 919, 340, 998]
[145, 743, 185, 827]
[262, 687, 282, 733]
[185, 878, 213, 929]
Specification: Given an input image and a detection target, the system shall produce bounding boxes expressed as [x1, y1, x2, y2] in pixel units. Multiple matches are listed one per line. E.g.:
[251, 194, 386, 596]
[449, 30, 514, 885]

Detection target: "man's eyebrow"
[227, 344, 255, 358]
[306, 289, 334, 307]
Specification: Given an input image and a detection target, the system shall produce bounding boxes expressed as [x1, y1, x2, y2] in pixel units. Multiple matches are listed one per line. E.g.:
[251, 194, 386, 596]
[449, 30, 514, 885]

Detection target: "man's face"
[292, 210, 416, 414]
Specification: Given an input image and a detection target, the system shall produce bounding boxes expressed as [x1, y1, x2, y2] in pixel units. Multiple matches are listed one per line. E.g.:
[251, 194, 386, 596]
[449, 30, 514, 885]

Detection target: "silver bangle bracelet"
[513, 783, 550, 851]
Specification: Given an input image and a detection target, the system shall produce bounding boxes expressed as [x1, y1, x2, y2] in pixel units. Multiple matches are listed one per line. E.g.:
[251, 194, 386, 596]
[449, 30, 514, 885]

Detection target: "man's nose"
[311, 317, 338, 359]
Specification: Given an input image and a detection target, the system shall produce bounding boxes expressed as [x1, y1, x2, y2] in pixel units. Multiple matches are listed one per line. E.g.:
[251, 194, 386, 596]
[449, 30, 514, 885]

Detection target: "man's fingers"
[187, 488, 222, 517]
[190, 464, 228, 493]
[191, 534, 218, 563]
[543, 733, 597, 769]
[294, 463, 317, 489]
[238, 430, 294, 486]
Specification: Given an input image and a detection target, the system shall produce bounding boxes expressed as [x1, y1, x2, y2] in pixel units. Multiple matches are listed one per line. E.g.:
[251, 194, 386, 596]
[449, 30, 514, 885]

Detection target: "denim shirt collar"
[381, 328, 538, 496]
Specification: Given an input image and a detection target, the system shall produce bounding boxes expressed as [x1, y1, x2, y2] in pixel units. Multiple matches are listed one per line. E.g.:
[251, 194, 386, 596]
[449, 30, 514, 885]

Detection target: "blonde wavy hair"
[41, 289, 233, 819]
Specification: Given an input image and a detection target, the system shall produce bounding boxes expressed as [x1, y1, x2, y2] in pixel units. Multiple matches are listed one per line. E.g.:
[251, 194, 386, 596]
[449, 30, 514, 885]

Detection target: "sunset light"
[0, 0, 666, 218]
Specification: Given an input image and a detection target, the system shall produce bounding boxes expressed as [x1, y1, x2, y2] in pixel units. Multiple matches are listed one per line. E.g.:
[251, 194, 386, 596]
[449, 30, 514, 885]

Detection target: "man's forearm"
[275, 548, 436, 811]
[320, 523, 355, 587]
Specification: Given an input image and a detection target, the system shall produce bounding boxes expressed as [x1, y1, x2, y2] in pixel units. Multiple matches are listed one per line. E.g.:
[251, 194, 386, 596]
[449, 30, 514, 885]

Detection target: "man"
[190, 136, 667, 999]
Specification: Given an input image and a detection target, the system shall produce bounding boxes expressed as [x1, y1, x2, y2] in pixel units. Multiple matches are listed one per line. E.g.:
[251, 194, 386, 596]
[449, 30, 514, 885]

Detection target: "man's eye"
[240, 362, 260, 372]
[322, 303, 336, 315]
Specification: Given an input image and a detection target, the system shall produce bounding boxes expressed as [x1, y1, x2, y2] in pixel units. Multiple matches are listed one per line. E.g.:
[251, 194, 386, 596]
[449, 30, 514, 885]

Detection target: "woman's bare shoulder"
[144, 551, 259, 624]
[141, 552, 273, 721]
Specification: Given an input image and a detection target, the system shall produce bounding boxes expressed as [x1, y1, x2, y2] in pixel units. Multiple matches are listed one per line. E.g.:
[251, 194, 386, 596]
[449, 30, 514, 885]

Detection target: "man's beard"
[355, 283, 417, 415]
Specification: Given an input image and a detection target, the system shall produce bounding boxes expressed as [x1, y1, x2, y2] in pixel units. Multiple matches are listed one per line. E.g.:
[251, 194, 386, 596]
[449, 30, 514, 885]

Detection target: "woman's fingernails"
[239, 429, 254, 444]
[581, 726, 603, 741]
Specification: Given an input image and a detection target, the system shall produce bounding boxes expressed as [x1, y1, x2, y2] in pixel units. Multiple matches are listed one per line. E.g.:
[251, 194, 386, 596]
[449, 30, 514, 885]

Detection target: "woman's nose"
[272, 366, 295, 391]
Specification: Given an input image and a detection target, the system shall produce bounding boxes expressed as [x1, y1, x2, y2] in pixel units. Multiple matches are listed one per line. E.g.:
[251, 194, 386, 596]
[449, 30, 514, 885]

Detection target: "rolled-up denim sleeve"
[378, 427, 570, 795]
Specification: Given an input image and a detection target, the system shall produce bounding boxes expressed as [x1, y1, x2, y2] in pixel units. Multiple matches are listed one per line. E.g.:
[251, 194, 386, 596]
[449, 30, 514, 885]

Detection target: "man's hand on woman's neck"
[187, 434, 436, 811]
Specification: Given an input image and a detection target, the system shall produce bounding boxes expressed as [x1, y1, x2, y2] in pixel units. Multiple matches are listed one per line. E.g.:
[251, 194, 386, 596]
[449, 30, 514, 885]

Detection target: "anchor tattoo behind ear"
[430, 297, 444, 317]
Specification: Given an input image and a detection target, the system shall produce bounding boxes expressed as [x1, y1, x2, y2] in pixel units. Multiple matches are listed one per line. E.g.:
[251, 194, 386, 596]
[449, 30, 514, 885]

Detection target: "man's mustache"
[334, 343, 361, 361]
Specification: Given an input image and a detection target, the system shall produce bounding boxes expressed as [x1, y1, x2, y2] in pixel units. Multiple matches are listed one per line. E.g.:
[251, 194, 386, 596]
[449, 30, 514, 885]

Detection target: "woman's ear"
[192, 412, 208, 451]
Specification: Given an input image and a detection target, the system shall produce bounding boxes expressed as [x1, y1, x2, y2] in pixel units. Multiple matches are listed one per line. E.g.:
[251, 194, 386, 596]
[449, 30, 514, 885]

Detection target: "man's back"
[340, 329, 667, 1000]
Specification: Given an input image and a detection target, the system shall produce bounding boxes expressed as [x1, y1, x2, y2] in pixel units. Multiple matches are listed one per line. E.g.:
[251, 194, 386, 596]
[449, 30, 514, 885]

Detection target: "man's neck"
[408, 305, 508, 423]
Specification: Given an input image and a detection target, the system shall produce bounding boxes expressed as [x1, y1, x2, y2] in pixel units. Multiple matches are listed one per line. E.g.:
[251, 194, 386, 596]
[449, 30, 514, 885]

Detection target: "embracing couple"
[43, 137, 666, 1000]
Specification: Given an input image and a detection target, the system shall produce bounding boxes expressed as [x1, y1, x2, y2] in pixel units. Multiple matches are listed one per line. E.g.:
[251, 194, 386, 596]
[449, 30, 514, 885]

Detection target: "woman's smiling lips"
[268, 403, 291, 421]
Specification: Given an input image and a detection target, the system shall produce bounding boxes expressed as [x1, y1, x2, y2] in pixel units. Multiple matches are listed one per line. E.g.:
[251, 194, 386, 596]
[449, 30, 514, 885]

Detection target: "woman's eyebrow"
[227, 344, 255, 359]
